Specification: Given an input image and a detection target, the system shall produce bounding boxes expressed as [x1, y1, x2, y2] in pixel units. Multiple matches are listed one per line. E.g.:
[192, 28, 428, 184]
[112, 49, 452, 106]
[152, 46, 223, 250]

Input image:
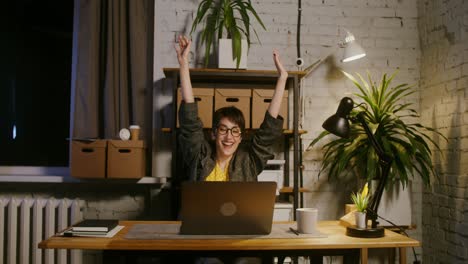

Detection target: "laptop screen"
[179, 181, 277, 235]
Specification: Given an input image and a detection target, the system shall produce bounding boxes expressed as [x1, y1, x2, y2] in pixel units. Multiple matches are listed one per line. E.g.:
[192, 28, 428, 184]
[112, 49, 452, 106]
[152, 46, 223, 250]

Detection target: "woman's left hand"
[273, 50, 288, 80]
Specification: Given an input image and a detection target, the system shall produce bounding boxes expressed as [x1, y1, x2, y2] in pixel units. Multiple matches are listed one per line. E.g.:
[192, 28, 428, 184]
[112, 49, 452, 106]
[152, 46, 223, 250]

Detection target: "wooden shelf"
[0, 175, 164, 185]
[279, 187, 310, 193]
[163, 68, 306, 215]
[161, 128, 307, 135]
[163, 68, 307, 80]
[283, 129, 308, 135]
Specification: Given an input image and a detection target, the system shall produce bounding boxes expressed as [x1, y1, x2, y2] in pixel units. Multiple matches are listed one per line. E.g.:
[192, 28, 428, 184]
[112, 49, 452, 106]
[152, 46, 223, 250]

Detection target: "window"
[0, 1, 73, 166]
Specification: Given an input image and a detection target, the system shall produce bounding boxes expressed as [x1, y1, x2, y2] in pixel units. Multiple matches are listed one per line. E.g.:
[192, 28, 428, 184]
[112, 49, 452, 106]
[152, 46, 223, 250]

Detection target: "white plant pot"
[371, 180, 413, 226]
[355, 211, 367, 228]
[218, 38, 248, 69]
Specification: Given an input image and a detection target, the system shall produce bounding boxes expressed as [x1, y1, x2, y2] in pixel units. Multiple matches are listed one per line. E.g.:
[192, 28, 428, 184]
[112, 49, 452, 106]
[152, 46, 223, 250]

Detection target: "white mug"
[296, 208, 318, 234]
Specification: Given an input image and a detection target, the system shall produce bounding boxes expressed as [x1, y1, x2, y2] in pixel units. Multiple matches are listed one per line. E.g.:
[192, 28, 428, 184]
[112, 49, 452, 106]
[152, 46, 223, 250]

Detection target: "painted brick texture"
[418, 0, 468, 263]
[153, 1, 424, 263]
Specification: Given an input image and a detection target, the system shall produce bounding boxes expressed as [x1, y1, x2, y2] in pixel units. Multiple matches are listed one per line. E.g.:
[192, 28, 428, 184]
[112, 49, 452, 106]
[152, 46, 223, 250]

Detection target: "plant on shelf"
[190, 0, 266, 68]
[351, 183, 370, 212]
[308, 71, 446, 187]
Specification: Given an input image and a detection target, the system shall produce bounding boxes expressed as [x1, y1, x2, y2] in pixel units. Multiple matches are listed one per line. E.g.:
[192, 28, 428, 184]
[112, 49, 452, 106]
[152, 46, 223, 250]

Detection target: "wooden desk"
[39, 220, 420, 264]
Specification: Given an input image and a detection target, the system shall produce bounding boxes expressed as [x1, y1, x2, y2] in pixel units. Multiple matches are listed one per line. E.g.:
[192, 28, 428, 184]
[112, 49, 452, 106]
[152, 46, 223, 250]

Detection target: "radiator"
[0, 197, 84, 264]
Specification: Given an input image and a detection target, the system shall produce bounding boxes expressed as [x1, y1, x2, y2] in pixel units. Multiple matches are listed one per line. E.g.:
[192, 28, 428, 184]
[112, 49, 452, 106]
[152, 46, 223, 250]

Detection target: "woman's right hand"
[175, 35, 195, 103]
[174, 35, 191, 67]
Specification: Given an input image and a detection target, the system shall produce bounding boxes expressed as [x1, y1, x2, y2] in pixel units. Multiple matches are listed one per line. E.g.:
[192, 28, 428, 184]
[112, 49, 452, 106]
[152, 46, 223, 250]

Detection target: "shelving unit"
[163, 68, 306, 218]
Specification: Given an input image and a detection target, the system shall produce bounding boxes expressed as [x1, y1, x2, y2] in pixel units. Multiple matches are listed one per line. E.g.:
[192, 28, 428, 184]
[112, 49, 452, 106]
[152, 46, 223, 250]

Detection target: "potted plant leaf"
[308, 71, 445, 188]
[190, 0, 266, 69]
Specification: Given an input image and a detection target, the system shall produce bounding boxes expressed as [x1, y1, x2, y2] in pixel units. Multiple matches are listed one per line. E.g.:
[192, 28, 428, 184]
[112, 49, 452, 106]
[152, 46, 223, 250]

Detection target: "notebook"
[71, 219, 119, 232]
[179, 181, 277, 235]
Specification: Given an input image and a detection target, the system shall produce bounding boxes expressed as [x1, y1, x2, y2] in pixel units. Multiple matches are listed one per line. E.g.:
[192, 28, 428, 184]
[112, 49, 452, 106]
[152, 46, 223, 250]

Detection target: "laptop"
[179, 181, 277, 235]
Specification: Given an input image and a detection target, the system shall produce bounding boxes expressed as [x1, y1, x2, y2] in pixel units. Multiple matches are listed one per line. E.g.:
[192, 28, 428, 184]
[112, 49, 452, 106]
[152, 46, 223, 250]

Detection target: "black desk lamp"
[322, 97, 392, 238]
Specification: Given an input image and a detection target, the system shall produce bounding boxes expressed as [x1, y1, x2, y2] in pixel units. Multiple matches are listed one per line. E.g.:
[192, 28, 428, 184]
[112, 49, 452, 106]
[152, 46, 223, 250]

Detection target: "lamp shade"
[322, 115, 350, 138]
[342, 41, 366, 62]
[341, 30, 366, 62]
[322, 97, 354, 138]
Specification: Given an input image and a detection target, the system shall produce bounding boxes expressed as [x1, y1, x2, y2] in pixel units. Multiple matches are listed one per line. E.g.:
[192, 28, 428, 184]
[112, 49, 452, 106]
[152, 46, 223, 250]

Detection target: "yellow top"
[205, 163, 229, 181]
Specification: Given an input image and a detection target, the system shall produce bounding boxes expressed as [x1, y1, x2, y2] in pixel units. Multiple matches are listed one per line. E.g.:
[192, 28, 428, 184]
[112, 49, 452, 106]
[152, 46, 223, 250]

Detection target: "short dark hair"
[212, 106, 245, 132]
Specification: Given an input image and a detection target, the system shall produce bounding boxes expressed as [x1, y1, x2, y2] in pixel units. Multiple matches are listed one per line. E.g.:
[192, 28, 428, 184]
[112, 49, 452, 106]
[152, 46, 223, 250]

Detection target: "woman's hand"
[175, 35, 194, 103]
[268, 50, 288, 118]
[273, 50, 288, 80]
[174, 35, 192, 67]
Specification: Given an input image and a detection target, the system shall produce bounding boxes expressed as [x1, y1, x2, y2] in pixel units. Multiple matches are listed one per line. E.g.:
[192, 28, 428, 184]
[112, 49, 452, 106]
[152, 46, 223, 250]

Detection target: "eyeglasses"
[216, 125, 242, 137]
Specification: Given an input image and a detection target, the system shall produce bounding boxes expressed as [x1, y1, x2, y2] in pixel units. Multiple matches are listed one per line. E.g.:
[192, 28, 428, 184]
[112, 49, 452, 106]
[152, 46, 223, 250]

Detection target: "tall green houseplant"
[190, 0, 266, 68]
[309, 71, 444, 187]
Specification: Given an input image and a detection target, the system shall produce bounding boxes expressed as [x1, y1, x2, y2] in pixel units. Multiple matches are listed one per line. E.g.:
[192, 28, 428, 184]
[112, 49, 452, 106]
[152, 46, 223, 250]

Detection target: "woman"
[175, 35, 288, 183]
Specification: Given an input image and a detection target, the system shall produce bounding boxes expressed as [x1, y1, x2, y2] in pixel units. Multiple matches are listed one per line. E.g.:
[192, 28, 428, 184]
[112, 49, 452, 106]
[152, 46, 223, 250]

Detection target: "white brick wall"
[153, 1, 466, 263]
[418, 0, 468, 263]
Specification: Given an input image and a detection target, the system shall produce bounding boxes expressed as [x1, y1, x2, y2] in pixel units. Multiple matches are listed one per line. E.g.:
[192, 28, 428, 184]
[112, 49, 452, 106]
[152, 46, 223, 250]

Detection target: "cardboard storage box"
[214, 88, 251, 128]
[252, 89, 288, 129]
[71, 140, 107, 179]
[177, 87, 214, 128]
[107, 140, 145, 179]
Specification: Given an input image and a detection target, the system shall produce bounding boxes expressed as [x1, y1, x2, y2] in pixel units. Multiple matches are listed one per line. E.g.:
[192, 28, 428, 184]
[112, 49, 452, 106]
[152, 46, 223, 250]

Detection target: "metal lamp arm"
[353, 112, 393, 228]
[354, 113, 389, 161]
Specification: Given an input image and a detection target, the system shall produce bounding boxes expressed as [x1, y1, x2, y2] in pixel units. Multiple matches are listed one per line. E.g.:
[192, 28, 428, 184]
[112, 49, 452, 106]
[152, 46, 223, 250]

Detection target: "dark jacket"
[178, 102, 283, 182]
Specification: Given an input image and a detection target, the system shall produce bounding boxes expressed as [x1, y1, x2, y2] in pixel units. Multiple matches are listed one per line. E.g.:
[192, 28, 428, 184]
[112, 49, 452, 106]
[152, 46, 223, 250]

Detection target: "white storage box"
[273, 203, 293, 221]
[258, 160, 285, 195]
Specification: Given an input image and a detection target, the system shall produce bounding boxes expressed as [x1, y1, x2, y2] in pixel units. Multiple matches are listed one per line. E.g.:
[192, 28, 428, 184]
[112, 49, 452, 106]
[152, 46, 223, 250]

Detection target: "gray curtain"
[70, 0, 153, 140]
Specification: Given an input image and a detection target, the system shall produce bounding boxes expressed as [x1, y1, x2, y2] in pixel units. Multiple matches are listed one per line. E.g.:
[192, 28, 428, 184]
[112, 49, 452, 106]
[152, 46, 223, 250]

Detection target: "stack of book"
[64, 219, 121, 237]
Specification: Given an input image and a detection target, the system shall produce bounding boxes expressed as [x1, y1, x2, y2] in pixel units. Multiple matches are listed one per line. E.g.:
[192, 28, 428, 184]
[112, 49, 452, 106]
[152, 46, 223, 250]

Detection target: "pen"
[289, 227, 300, 236]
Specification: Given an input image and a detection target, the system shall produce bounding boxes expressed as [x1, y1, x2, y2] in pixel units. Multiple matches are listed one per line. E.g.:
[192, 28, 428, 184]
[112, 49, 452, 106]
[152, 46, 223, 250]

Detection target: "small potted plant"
[190, 0, 266, 69]
[351, 183, 370, 228]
